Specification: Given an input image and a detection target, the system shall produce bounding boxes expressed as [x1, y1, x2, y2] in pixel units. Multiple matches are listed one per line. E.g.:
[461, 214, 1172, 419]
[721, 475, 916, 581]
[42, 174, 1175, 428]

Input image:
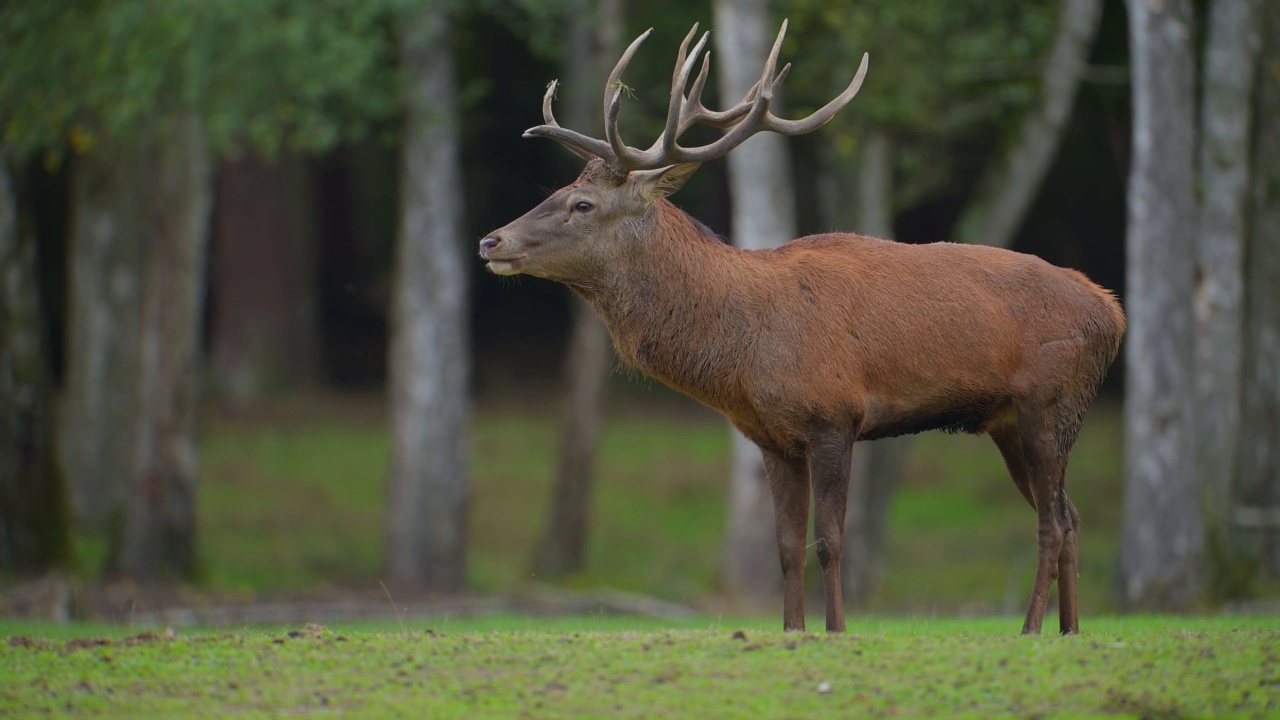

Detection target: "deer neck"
[573, 201, 754, 408]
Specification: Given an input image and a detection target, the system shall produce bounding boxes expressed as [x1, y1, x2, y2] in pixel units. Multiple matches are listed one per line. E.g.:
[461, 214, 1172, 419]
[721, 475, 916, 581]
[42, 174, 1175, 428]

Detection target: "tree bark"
[60, 141, 141, 530]
[1237, 2, 1280, 579]
[714, 0, 797, 602]
[1194, 0, 1263, 587]
[386, 5, 470, 592]
[838, 131, 914, 605]
[108, 115, 213, 580]
[0, 147, 72, 574]
[953, 0, 1104, 248]
[210, 154, 319, 404]
[535, 0, 623, 581]
[1117, 0, 1203, 609]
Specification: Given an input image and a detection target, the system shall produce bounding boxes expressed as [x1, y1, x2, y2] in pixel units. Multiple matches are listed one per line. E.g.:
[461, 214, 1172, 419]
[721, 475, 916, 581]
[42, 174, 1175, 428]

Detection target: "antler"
[523, 20, 870, 172]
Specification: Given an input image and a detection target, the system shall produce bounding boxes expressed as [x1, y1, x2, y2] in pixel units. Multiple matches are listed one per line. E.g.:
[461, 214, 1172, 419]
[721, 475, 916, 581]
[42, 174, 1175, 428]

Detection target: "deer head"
[479, 20, 869, 282]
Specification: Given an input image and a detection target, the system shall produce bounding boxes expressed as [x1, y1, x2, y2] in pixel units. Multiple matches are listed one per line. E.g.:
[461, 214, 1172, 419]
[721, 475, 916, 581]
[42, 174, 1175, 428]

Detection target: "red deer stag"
[479, 21, 1124, 635]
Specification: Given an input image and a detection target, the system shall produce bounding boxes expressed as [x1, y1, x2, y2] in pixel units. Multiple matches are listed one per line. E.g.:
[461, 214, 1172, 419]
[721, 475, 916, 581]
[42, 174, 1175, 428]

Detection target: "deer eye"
[573, 200, 594, 213]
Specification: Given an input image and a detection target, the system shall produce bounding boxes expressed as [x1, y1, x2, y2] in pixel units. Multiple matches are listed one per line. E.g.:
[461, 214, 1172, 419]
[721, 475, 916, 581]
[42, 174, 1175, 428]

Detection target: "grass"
[166, 391, 1128, 616]
[3, 615, 1277, 717]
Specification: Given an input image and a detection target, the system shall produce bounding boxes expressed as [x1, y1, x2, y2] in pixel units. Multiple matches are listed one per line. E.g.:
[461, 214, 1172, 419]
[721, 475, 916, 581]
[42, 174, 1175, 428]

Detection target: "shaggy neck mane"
[579, 200, 758, 415]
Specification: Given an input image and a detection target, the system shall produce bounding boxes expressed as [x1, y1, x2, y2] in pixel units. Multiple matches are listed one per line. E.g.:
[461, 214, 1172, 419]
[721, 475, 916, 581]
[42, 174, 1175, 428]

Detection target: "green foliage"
[782, 0, 1060, 207]
[3, 617, 1277, 716]
[463, 0, 580, 63]
[784, 0, 1058, 137]
[0, 0, 404, 158]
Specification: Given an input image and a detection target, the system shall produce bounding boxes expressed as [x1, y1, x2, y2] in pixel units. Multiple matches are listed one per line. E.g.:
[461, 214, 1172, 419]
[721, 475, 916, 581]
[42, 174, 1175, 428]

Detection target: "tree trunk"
[953, 0, 1104, 248]
[386, 5, 470, 592]
[535, 0, 623, 581]
[1194, 0, 1263, 590]
[714, 0, 797, 603]
[1117, 0, 1203, 609]
[0, 147, 72, 574]
[60, 141, 141, 531]
[1237, 2, 1280, 580]
[210, 154, 319, 404]
[108, 115, 213, 580]
[839, 131, 914, 605]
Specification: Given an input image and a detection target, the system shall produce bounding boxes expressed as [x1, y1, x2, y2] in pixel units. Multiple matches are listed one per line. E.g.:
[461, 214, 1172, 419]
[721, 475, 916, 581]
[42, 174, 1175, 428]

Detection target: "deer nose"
[479, 236, 502, 256]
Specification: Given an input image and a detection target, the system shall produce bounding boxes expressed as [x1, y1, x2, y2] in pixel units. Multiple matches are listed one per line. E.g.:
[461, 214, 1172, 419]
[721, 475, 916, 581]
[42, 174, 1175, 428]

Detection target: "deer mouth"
[485, 256, 525, 275]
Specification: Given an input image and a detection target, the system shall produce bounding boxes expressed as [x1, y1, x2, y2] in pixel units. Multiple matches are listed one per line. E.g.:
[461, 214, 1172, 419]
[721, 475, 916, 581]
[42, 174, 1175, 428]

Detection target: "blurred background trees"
[1, 0, 1276, 616]
[1, 144, 72, 575]
[1117, 0, 1278, 609]
[1, 0, 400, 579]
[534, 0, 624, 582]
[385, 0, 469, 592]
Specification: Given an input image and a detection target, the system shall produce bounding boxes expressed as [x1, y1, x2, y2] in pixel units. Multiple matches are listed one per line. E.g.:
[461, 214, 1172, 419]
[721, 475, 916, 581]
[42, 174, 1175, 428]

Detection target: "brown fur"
[481, 160, 1125, 634]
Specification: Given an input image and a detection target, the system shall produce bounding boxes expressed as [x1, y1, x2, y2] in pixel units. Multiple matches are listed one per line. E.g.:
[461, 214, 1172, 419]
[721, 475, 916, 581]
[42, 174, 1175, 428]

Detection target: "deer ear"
[631, 163, 701, 201]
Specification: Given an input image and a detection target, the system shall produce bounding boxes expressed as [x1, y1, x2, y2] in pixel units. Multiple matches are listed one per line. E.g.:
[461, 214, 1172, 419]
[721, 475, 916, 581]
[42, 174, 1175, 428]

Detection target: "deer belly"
[858, 391, 1012, 441]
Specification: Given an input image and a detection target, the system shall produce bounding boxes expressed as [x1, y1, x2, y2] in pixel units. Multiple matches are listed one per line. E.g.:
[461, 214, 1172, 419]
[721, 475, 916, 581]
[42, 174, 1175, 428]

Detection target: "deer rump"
[607, 208, 1125, 462]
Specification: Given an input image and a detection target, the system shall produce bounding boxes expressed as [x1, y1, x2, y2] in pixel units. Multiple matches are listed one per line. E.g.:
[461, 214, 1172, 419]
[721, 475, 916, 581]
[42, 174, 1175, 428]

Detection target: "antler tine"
[603, 28, 653, 126]
[604, 84, 634, 165]
[757, 18, 788, 103]
[678, 51, 757, 132]
[658, 28, 710, 156]
[523, 80, 616, 161]
[679, 53, 714, 133]
[672, 23, 700, 81]
[534, 80, 596, 161]
[602, 28, 658, 168]
[772, 63, 792, 92]
[540, 79, 559, 122]
[763, 52, 869, 136]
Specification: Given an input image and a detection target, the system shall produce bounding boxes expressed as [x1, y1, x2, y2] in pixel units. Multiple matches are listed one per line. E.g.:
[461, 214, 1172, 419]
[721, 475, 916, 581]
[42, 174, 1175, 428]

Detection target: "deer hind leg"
[763, 449, 810, 632]
[991, 407, 1071, 635]
[807, 427, 856, 633]
[1056, 495, 1082, 635]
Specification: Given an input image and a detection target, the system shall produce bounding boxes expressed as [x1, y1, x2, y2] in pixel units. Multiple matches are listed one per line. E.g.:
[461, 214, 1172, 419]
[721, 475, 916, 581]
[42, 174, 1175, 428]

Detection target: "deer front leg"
[763, 450, 810, 632]
[808, 427, 855, 633]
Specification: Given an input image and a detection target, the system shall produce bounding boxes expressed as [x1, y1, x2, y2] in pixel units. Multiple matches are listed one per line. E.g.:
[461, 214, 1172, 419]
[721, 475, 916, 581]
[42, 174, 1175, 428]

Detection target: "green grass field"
[4, 616, 1277, 717]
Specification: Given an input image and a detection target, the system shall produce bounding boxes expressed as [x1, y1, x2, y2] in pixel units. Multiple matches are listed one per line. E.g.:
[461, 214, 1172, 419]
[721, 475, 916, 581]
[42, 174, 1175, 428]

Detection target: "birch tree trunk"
[1117, 0, 1204, 609]
[0, 147, 72, 574]
[536, 0, 623, 580]
[1237, 2, 1280, 579]
[953, 0, 1104, 248]
[1194, 0, 1263, 586]
[61, 142, 140, 530]
[210, 154, 319, 403]
[108, 115, 213, 580]
[714, 0, 796, 602]
[838, 132, 914, 605]
[386, 5, 470, 592]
